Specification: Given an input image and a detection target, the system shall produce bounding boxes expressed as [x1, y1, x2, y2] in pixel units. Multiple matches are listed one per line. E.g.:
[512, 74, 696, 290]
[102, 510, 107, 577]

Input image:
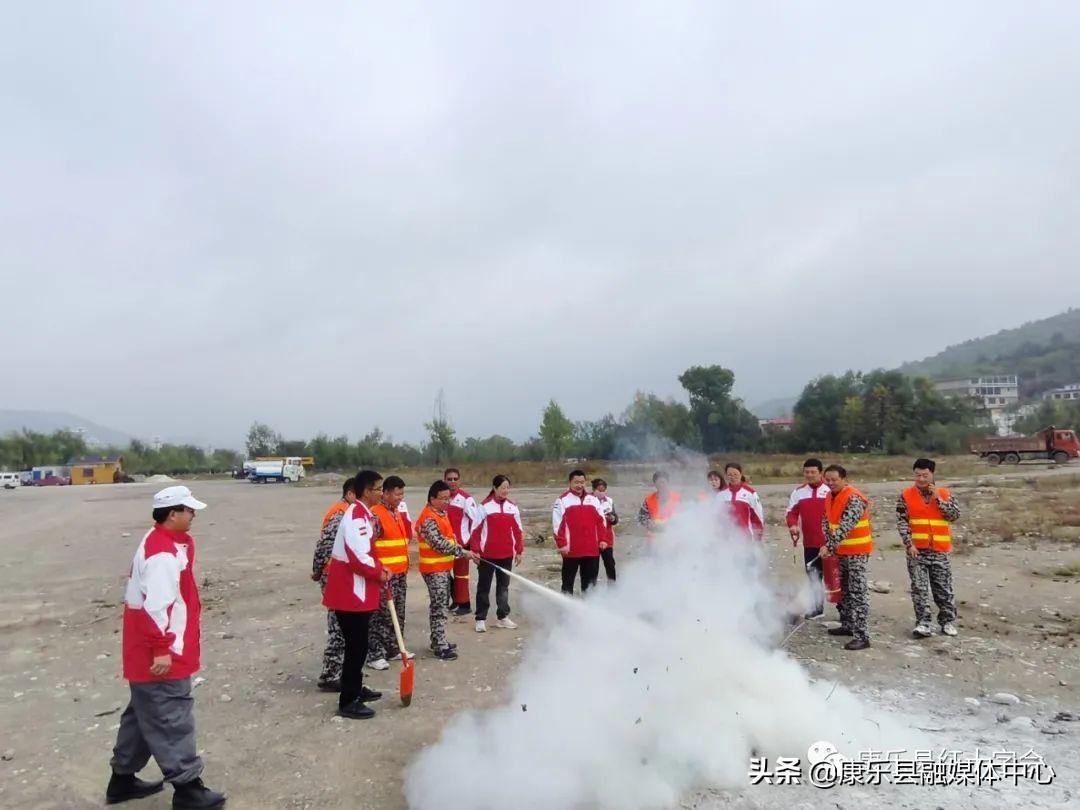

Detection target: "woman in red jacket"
[470, 475, 524, 632]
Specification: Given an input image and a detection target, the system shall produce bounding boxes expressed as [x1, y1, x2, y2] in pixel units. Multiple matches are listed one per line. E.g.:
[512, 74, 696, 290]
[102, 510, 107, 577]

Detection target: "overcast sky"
[2, 2, 1079, 448]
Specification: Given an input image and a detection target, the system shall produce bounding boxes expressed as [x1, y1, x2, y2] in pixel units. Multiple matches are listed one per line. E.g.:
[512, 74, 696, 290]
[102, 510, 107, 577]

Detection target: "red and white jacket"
[322, 502, 385, 612]
[552, 490, 606, 558]
[470, 495, 524, 559]
[399, 500, 413, 540]
[594, 493, 616, 547]
[719, 483, 765, 541]
[786, 482, 829, 549]
[447, 488, 479, 550]
[122, 526, 202, 683]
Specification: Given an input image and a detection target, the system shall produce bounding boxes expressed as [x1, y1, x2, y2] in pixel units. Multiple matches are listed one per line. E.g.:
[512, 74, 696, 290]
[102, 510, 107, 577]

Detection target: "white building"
[1043, 383, 1080, 402]
[935, 375, 1020, 436]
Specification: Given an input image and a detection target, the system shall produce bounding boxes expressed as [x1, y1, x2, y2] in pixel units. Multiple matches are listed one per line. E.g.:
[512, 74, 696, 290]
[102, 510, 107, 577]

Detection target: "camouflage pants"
[366, 573, 407, 662]
[319, 610, 344, 683]
[422, 571, 453, 651]
[906, 549, 956, 626]
[838, 554, 870, 643]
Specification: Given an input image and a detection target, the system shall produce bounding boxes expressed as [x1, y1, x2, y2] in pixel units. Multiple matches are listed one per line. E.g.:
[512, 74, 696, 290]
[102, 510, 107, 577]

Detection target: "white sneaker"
[475, 620, 487, 633]
[366, 657, 390, 671]
[912, 624, 933, 638]
[941, 623, 958, 637]
[495, 618, 518, 630]
[398, 649, 416, 660]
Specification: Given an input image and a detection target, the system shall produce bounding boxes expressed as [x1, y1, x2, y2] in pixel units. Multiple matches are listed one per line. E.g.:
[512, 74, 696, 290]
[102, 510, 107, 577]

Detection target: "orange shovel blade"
[399, 658, 415, 707]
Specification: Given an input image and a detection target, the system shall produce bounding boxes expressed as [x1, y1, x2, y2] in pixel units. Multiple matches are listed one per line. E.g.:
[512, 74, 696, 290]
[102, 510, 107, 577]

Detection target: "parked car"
[34, 475, 69, 486]
[1, 472, 20, 489]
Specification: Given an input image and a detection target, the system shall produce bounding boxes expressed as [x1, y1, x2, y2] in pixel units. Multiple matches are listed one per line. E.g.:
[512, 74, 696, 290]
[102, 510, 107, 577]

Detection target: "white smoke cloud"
[405, 498, 919, 809]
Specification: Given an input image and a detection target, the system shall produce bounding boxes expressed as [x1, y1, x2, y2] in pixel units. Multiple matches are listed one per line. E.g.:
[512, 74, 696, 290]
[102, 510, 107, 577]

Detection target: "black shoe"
[359, 686, 382, 702]
[827, 626, 854, 636]
[172, 777, 226, 809]
[106, 772, 164, 804]
[432, 646, 459, 660]
[844, 638, 871, 651]
[453, 605, 472, 616]
[337, 700, 376, 720]
[317, 678, 341, 692]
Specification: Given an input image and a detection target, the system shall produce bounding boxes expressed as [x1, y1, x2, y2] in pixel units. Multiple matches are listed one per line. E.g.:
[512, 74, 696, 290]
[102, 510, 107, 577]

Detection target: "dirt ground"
[0, 466, 1077, 808]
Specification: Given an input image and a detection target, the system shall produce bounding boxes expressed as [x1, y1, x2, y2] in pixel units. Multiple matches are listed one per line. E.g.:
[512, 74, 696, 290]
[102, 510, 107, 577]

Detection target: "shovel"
[386, 588, 414, 707]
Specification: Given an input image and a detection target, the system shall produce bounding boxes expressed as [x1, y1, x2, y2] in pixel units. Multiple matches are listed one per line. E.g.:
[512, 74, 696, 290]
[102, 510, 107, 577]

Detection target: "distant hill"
[898, 307, 1080, 398]
[0, 410, 133, 447]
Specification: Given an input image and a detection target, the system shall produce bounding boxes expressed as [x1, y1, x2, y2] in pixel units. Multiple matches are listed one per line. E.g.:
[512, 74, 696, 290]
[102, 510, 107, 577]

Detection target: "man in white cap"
[105, 486, 226, 809]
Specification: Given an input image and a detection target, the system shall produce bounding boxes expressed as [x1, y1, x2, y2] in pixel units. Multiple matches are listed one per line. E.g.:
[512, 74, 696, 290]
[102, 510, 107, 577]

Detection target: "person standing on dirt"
[311, 477, 356, 691]
[554, 470, 607, 594]
[820, 465, 873, 651]
[106, 486, 226, 809]
[444, 468, 480, 616]
[417, 480, 480, 659]
[591, 478, 618, 581]
[322, 470, 389, 720]
[636, 471, 682, 539]
[470, 474, 524, 632]
[786, 459, 829, 618]
[718, 462, 764, 542]
[897, 458, 961, 638]
[366, 475, 414, 670]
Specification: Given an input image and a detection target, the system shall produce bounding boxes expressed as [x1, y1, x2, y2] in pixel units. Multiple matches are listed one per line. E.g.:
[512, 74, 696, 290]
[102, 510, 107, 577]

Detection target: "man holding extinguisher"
[785, 458, 830, 618]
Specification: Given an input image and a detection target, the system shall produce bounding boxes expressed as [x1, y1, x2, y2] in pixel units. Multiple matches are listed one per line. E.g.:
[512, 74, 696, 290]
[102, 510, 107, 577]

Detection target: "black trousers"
[476, 557, 513, 620]
[804, 546, 824, 613]
[335, 610, 372, 709]
[600, 547, 616, 582]
[561, 556, 600, 595]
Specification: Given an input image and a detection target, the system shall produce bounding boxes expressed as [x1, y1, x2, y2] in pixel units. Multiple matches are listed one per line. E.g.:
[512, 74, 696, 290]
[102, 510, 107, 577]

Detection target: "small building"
[934, 375, 1020, 409]
[68, 455, 123, 485]
[759, 416, 795, 433]
[1043, 383, 1080, 402]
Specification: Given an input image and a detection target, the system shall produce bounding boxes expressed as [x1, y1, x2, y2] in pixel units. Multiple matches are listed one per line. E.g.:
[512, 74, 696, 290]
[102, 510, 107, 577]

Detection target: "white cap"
[153, 485, 207, 511]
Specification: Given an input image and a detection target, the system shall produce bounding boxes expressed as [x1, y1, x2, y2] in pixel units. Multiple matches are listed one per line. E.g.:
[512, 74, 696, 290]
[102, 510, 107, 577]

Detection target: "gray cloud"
[3, 1, 1079, 447]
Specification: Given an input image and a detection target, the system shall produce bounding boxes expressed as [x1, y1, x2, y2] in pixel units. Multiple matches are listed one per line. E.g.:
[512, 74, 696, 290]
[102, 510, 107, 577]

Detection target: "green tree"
[245, 422, 281, 457]
[678, 365, 760, 451]
[539, 400, 574, 460]
[423, 418, 457, 465]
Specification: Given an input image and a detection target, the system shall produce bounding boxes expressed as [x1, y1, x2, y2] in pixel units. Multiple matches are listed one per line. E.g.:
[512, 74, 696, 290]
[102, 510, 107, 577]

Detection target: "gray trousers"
[110, 677, 203, 784]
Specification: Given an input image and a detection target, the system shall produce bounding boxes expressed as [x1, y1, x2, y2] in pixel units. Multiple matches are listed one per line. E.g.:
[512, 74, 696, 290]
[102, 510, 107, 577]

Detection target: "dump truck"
[971, 426, 1080, 465]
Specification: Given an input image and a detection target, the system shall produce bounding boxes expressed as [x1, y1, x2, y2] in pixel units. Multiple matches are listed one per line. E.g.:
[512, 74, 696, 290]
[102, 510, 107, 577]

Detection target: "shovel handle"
[385, 587, 408, 662]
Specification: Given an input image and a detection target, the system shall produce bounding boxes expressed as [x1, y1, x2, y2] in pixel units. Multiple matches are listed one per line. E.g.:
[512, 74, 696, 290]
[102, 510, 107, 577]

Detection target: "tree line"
[0, 430, 242, 476]
[4, 363, 1043, 474]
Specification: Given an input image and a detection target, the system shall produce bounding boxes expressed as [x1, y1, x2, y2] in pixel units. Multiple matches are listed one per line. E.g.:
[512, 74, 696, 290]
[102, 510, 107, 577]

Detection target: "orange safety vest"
[415, 505, 458, 574]
[902, 486, 953, 553]
[321, 500, 348, 530]
[825, 485, 873, 556]
[645, 490, 682, 537]
[371, 503, 410, 574]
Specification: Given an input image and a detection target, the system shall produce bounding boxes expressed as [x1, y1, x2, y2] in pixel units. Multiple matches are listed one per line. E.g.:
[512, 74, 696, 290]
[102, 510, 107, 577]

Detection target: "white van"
[0, 472, 21, 490]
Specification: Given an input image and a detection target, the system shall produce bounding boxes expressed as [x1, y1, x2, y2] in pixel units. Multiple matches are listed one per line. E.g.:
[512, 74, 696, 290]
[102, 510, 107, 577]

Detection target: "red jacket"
[720, 483, 765, 541]
[470, 495, 524, 559]
[552, 490, 605, 558]
[122, 526, 202, 683]
[786, 482, 829, 549]
[323, 502, 385, 612]
[447, 488, 479, 549]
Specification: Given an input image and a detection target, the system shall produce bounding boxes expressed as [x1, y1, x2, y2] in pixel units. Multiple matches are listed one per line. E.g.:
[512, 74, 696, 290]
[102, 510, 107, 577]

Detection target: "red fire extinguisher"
[822, 554, 842, 604]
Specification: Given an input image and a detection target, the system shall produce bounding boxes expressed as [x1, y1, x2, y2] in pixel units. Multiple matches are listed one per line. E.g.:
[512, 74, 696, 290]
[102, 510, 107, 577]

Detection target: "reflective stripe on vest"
[371, 503, 410, 574]
[826, 485, 874, 556]
[902, 486, 953, 553]
[416, 506, 457, 573]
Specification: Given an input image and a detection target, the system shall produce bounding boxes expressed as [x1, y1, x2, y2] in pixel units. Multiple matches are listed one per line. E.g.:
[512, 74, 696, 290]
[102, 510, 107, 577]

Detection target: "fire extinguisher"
[822, 554, 842, 604]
